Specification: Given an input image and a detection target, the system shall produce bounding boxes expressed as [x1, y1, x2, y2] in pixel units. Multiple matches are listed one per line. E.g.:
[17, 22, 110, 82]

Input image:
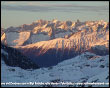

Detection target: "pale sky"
[1, 1, 109, 29]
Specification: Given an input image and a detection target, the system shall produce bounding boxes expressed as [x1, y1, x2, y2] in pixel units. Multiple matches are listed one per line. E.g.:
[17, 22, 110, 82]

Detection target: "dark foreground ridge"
[1, 43, 39, 69]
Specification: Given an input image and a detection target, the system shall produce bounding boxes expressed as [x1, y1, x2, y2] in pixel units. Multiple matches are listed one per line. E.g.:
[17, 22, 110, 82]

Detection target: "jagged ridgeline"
[1, 43, 39, 69]
[1, 20, 109, 67]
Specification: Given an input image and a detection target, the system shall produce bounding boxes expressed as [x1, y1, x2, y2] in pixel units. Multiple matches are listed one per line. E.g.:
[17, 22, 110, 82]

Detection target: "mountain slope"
[1, 44, 39, 69]
[1, 20, 109, 67]
[1, 52, 109, 87]
[14, 23, 109, 67]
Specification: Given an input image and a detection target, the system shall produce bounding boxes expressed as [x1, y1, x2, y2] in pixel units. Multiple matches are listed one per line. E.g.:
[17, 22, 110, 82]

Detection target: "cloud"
[1, 1, 17, 4]
[1, 3, 109, 13]
[7, 1, 17, 4]
[1, 5, 53, 12]
[27, 2, 45, 6]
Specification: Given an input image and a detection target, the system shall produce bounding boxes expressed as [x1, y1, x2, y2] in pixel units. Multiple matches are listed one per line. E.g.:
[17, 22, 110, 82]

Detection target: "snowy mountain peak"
[52, 19, 58, 23]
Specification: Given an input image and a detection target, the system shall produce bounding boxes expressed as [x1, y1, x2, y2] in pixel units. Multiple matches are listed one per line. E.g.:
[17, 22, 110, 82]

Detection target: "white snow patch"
[1, 52, 109, 87]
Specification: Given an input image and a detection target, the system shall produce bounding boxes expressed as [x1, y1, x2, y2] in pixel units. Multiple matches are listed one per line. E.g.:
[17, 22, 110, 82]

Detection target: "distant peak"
[52, 19, 58, 23]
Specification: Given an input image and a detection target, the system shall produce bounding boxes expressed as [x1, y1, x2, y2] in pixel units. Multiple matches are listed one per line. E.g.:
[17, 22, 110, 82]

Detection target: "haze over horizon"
[1, 1, 109, 29]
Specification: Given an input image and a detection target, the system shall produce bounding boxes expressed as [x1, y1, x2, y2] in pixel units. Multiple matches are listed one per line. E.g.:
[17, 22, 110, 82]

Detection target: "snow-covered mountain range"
[1, 20, 109, 46]
[1, 20, 109, 67]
